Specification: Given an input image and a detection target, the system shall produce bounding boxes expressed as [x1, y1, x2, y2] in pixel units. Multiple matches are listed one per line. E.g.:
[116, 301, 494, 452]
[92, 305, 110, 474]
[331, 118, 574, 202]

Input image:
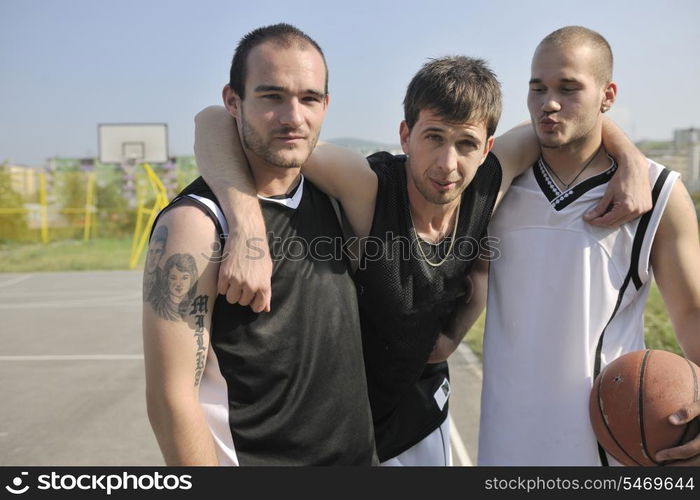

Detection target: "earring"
[601, 105, 609, 113]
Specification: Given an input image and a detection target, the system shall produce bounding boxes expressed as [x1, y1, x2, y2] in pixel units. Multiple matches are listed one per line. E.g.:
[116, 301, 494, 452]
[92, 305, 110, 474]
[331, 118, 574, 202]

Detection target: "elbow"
[145, 386, 184, 432]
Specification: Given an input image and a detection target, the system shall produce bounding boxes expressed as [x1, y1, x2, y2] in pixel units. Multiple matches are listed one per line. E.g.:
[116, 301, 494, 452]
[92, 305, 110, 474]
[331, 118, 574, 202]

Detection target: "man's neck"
[247, 153, 302, 198]
[406, 180, 460, 243]
[541, 134, 610, 183]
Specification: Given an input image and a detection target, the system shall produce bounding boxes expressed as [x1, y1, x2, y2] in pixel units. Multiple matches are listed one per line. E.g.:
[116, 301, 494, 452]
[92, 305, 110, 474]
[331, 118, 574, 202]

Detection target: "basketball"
[589, 349, 700, 466]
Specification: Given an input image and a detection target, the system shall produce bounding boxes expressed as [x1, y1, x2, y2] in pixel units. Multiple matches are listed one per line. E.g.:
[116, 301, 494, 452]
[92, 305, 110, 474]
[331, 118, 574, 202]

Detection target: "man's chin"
[268, 152, 310, 169]
[537, 133, 568, 149]
[421, 189, 460, 205]
[539, 139, 564, 149]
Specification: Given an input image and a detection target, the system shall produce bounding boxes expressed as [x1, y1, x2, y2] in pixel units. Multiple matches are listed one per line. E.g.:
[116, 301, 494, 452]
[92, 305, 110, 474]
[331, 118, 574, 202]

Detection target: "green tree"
[0, 167, 29, 242]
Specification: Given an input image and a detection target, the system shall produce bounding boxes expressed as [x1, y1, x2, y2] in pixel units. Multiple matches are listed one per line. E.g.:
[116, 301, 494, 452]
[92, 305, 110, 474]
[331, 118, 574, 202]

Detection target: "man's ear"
[222, 85, 242, 119]
[480, 135, 496, 164]
[601, 81, 617, 113]
[399, 121, 411, 155]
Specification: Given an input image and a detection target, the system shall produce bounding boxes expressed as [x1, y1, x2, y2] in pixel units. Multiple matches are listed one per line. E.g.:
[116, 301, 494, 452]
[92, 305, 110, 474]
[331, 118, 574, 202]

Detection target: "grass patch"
[643, 284, 680, 354]
[0, 238, 143, 272]
[464, 282, 680, 360]
[465, 311, 487, 360]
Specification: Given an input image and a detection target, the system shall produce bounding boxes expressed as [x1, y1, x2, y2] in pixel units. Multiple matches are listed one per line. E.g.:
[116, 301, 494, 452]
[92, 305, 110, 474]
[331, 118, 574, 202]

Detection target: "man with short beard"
[142, 23, 376, 466]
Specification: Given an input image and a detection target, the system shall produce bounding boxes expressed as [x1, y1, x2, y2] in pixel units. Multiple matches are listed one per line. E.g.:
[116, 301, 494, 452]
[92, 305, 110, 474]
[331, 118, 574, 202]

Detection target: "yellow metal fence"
[0, 163, 171, 268]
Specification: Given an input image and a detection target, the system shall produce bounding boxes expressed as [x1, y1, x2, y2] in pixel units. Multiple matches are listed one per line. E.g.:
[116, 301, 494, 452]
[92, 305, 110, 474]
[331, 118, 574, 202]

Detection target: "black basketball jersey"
[356, 152, 501, 461]
[151, 176, 376, 465]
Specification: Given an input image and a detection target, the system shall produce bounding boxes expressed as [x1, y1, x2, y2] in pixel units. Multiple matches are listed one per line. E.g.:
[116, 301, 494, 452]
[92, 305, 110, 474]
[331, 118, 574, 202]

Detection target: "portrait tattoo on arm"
[145, 222, 213, 386]
[148, 252, 200, 321]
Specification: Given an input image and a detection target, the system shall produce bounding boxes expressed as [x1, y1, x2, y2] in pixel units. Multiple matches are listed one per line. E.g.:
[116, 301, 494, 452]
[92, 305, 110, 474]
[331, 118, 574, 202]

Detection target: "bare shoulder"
[156, 199, 219, 237]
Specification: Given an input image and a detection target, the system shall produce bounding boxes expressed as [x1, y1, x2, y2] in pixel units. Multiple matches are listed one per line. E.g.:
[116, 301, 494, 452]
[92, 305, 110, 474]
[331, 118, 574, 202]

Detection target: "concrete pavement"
[0, 270, 483, 466]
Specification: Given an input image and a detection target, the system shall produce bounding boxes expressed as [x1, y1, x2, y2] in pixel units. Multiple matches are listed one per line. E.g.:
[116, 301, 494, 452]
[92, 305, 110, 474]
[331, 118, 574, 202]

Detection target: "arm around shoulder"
[194, 105, 272, 312]
[304, 142, 378, 238]
[491, 121, 540, 207]
[585, 118, 652, 227]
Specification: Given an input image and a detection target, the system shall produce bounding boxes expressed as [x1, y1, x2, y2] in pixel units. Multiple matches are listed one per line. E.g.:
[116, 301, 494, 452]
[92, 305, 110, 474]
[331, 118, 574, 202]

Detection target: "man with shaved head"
[478, 26, 700, 466]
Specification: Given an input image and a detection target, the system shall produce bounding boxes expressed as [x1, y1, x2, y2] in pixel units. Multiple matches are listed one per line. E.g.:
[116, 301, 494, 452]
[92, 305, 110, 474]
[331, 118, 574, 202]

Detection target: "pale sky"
[1, 0, 698, 165]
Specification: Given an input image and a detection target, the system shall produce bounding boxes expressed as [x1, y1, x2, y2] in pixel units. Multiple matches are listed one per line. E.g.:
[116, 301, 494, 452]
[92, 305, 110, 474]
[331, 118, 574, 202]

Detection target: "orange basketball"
[589, 349, 700, 466]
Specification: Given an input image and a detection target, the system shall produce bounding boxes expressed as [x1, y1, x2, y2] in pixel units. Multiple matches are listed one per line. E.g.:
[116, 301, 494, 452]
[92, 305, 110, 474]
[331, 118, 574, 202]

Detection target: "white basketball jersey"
[478, 157, 678, 466]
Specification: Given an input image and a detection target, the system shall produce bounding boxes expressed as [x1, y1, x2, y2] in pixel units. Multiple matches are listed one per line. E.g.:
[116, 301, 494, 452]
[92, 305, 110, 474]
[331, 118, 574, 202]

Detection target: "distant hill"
[325, 137, 401, 154]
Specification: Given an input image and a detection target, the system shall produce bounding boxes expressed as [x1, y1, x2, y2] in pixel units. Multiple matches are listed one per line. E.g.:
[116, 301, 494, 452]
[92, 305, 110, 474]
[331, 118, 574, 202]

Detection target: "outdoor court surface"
[0, 270, 482, 466]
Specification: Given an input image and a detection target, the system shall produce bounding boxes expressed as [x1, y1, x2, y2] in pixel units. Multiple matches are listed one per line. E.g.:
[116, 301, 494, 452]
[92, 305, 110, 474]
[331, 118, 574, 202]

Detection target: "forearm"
[147, 396, 218, 465]
[428, 297, 485, 364]
[194, 106, 261, 226]
[194, 106, 272, 308]
[444, 287, 486, 343]
[445, 259, 488, 342]
[585, 118, 651, 226]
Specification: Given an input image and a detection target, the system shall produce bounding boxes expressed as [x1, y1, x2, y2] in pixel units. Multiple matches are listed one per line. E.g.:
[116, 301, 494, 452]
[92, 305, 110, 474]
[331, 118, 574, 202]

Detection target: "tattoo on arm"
[144, 223, 212, 386]
[147, 252, 199, 321]
[190, 295, 209, 386]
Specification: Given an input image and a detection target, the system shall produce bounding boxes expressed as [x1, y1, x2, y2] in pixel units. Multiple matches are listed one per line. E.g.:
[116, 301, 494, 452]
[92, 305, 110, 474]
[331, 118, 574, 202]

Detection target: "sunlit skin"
[400, 109, 494, 240]
[223, 40, 329, 195]
[168, 268, 192, 302]
[527, 43, 616, 177]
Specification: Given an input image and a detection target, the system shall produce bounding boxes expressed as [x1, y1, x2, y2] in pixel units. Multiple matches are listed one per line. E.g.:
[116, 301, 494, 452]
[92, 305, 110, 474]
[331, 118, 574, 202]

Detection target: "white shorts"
[380, 417, 452, 466]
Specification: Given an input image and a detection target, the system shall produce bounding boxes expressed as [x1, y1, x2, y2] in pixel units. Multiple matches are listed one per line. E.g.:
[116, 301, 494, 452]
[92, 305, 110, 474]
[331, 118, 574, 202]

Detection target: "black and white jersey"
[356, 152, 501, 461]
[153, 175, 376, 466]
[478, 158, 678, 465]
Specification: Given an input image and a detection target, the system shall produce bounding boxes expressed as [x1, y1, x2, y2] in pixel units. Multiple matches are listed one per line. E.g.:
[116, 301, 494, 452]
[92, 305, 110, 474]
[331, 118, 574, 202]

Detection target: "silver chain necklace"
[409, 198, 461, 267]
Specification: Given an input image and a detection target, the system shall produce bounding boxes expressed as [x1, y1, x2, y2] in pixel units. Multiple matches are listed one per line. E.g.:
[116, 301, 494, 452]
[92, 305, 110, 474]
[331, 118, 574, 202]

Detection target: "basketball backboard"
[98, 123, 169, 164]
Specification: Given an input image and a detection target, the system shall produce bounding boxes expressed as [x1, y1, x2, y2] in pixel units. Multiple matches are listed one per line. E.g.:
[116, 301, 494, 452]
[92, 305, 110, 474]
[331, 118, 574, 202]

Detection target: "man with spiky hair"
[143, 23, 376, 466]
[478, 25, 700, 466]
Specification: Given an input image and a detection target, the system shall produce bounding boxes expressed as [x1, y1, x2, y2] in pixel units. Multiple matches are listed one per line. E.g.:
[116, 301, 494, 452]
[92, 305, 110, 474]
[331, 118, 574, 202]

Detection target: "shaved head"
[537, 26, 613, 85]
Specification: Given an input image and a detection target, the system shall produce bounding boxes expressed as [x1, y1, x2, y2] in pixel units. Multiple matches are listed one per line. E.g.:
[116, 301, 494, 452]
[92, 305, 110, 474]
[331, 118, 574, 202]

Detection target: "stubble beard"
[409, 161, 462, 205]
[239, 109, 318, 169]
